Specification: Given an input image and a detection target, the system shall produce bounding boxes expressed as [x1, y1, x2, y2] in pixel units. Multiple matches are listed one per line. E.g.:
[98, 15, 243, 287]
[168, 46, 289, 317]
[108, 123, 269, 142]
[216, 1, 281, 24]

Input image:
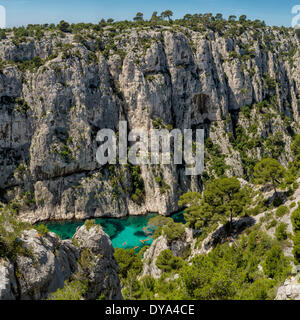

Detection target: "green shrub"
[290, 202, 296, 209]
[266, 219, 277, 230]
[114, 248, 143, 280]
[263, 246, 290, 279]
[275, 223, 288, 241]
[156, 249, 183, 272]
[58, 20, 71, 33]
[34, 224, 49, 236]
[0, 208, 32, 261]
[273, 197, 284, 207]
[84, 219, 95, 231]
[291, 207, 300, 232]
[292, 232, 300, 264]
[140, 275, 155, 291]
[291, 135, 300, 158]
[241, 105, 251, 119]
[241, 278, 276, 300]
[128, 165, 145, 204]
[48, 279, 88, 300]
[162, 221, 185, 242]
[276, 206, 289, 218]
[149, 217, 185, 242]
[78, 248, 95, 270]
[291, 207, 300, 263]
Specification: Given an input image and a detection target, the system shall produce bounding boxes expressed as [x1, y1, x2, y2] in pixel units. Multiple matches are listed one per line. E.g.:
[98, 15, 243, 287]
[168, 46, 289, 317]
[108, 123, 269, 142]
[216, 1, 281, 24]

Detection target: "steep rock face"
[276, 276, 300, 300]
[140, 236, 169, 279]
[0, 259, 17, 300]
[140, 228, 192, 279]
[73, 224, 122, 300]
[0, 26, 299, 222]
[0, 224, 122, 300]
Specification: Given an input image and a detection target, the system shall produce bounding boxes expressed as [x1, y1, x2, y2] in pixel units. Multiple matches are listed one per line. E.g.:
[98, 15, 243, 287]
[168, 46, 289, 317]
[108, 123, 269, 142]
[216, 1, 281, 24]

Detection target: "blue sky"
[0, 0, 298, 28]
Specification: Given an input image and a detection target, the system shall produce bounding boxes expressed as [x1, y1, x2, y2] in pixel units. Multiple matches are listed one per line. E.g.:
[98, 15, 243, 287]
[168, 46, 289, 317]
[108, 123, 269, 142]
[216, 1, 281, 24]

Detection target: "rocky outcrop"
[0, 25, 299, 222]
[140, 228, 193, 278]
[276, 275, 300, 300]
[0, 224, 122, 300]
[73, 224, 122, 300]
[0, 260, 17, 300]
[140, 236, 169, 279]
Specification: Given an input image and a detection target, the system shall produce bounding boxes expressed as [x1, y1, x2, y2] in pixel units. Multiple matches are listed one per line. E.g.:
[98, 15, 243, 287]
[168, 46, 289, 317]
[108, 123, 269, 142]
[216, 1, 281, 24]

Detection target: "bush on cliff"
[275, 223, 288, 241]
[0, 207, 32, 261]
[291, 206, 300, 263]
[180, 178, 250, 234]
[156, 249, 183, 272]
[48, 279, 88, 300]
[291, 206, 300, 231]
[262, 246, 290, 279]
[114, 248, 143, 280]
[148, 215, 185, 242]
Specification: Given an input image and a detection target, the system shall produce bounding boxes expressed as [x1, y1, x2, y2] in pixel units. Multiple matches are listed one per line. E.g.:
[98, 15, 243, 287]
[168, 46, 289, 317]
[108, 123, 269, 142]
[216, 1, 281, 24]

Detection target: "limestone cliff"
[0, 23, 299, 222]
[0, 223, 122, 300]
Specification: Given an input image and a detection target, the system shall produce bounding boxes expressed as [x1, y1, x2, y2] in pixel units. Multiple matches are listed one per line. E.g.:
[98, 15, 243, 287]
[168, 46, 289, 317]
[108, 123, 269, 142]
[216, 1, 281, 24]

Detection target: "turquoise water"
[44, 211, 185, 251]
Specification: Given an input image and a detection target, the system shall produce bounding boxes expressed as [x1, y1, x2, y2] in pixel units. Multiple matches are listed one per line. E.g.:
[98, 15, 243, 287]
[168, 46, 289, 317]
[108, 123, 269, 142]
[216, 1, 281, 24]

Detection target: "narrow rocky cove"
[1, 12, 300, 300]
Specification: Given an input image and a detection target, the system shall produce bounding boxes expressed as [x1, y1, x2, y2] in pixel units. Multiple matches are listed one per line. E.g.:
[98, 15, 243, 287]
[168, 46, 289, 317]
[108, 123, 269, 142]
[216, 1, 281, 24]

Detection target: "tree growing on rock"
[239, 15, 247, 23]
[291, 206, 300, 264]
[291, 134, 300, 160]
[133, 12, 144, 22]
[114, 248, 143, 280]
[215, 13, 223, 21]
[179, 178, 249, 234]
[147, 216, 185, 242]
[253, 158, 285, 196]
[183, 14, 192, 21]
[156, 249, 183, 272]
[161, 10, 173, 21]
[203, 177, 247, 233]
[58, 20, 71, 33]
[150, 11, 159, 22]
[262, 245, 290, 279]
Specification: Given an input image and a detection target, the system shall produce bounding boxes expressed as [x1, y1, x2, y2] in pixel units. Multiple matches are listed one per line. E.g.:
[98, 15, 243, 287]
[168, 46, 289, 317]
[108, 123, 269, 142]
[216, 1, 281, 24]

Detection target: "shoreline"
[33, 208, 186, 225]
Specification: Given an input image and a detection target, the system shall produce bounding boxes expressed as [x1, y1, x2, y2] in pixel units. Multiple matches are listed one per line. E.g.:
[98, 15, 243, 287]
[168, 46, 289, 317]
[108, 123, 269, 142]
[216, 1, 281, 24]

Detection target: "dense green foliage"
[262, 246, 289, 278]
[275, 223, 288, 241]
[48, 280, 88, 300]
[181, 232, 289, 300]
[0, 207, 32, 261]
[114, 248, 144, 280]
[156, 250, 183, 272]
[147, 216, 185, 241]
[254, 158, 285, 194]
[292, 206, 300, 263]
[0, 12, 277, 40]
[119, 227, 291, 300]
[125, 165, 145, 204]
[276, 206, 289, 218]
[291, 135, 300, 160]
[292, 207, 300, 231]
[180, 177, 250, 233]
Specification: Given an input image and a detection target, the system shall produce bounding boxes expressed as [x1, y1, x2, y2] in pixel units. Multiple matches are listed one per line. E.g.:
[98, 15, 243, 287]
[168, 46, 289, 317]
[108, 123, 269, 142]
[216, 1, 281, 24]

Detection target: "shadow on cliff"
[260, 184, 293, 207]
[203, 215, 256, 251]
